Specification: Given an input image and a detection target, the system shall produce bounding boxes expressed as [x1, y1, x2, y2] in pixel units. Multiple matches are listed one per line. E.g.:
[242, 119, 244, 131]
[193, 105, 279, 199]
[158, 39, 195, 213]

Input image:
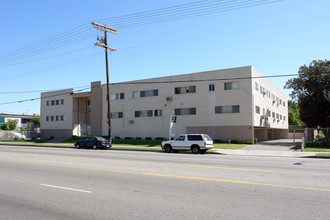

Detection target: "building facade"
[40, 66, 288, 141]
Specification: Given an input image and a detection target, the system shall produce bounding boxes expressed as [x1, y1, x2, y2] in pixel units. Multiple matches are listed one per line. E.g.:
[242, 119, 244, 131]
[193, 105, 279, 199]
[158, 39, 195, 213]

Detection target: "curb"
[1, 143, 329, 158]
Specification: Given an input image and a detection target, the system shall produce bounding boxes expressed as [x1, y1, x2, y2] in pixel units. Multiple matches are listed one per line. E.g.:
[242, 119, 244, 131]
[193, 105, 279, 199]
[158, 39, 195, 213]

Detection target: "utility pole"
[92, 22, 117, 142]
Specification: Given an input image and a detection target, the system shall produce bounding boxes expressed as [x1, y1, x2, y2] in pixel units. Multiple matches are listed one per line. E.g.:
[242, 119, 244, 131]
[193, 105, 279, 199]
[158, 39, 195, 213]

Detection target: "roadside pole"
[92, 22, 117, 142]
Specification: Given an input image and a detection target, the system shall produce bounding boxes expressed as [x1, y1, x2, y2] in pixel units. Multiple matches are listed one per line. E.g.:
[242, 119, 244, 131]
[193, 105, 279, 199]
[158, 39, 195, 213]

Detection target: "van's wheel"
[76, 144, 80, 149]
[200, 150, 206, 154]
[164, 145, 172, 153]
[92, 144, 97, 150]
[191, 146, 200, 154]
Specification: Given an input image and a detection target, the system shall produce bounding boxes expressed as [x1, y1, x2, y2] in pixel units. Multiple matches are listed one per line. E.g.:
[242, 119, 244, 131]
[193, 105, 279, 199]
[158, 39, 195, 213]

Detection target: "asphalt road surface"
[1, 145, 330, 219]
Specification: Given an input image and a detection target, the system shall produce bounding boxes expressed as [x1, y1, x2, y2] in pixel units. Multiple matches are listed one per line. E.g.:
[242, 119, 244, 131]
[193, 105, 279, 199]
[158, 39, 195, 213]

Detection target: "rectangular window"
[188, 135, 203, 141]
[284, 116, 286, 121]
[51, 116, 54, 121]
[215, 105, 240, 114]
[272, 112, 275, 118]
[61, 115, 64, 121]
[46, 116, 49, 121]
[46, 101, 50, 106]
[154, 109, 162, 117]
[276, 113, 279, 119]
[209, 84, 215, 91]
[255, 82, 259, 91]
[56, 100, 59, 105]
[140, 89, 158, 97]
[266, 90, 271, 98]
[132, 91, 138, 98]
[110, 94, 117, 100]
[56, 116, 59, 121]
[109, 93, 124, 100]
[111, 112, 123, 118]
[51, 100, 55, 106]
[224, 82, 239, 90]
[135, 110, 153, 117]
[174, 86, 196, 94]
[283, 101, 286, 107]
[260, 86, 265, 94]
[61, 99, 65, 105]
[280, 115, 282, 120]
[271, 94, 275, 101]
[175, 108, 196, 115]
[255, 106, 260, 114]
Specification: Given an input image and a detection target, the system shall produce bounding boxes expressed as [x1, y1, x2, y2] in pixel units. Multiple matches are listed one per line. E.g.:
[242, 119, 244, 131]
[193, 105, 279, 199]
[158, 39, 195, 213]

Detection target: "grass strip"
[304, 148, 330, 152]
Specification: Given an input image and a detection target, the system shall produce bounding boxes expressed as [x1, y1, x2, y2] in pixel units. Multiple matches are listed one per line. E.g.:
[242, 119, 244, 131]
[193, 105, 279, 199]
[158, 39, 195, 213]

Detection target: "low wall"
[288, 132, 304, 139]
[41, 129, 73, 139]
[186, 126, 253, 141]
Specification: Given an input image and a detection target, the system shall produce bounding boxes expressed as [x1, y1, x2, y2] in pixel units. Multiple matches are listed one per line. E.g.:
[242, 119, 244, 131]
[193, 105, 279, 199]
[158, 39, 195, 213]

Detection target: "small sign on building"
[169, 115, 177, 140]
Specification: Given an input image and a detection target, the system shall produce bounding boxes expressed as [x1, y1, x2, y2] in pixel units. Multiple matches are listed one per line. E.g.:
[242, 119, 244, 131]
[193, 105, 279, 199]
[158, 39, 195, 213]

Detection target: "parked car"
[161, 134, 213, 154]
[74, 137, 112, 150]
[11, 132, 26, 140]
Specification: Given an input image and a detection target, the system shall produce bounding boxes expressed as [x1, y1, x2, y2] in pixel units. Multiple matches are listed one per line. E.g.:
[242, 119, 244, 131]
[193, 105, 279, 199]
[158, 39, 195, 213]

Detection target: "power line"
[0, 0, 282, 65]
[0, 46, 93, 66]
[0, 88, 90, 106]
[102, 0, 282, 29]
[111, 73, 298, 85]
[0, 73, 298, 106]
[0, 85, 90, 94]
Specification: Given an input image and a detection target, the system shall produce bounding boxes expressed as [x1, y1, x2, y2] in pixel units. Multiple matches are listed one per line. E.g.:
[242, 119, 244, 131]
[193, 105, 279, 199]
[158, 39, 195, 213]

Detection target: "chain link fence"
[303, 127, 330, 149]
[0, 130, 39, 141]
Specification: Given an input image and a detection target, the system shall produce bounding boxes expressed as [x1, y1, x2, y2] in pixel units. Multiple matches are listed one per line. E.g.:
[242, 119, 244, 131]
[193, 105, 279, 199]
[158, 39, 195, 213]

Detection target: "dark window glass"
[215, 105, 240, 114]
[175, 108, 196, 115]
[188, 135, 203, 141]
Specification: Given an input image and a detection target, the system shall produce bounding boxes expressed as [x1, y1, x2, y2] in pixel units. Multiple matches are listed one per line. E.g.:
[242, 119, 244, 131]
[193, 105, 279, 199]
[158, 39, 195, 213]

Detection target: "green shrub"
[124, 137, 134, 140]
[237, 140, 243, 144]
[222, 139, 228, 143]
[214, 139, 221, 143]
[114, 136, 121, 139]
[230, 140, 238, 144]
[145, 137, 152, 140]
[155, 137, 165, 141]
[245, 141, 255, 145]
[135, 137, 142, 140]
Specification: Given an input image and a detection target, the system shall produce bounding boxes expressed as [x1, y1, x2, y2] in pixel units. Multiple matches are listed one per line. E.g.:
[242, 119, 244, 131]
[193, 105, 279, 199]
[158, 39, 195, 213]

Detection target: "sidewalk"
[0, 140, 328, 158]
[214, 148, 317, 158]
[214, 139, 327, 158]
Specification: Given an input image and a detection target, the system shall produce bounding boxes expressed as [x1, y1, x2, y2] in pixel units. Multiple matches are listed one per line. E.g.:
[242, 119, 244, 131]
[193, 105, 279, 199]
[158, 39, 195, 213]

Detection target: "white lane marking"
[40, 184, 91, 193]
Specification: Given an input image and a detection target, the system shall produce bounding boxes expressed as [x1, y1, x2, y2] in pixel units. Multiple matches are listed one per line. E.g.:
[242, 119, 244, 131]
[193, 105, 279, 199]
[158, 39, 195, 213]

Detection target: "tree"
[288, 100, 302, 125]
[32, 115, 40, 128]
[0, 119, 18, 130]
[285, 60, 330, 128]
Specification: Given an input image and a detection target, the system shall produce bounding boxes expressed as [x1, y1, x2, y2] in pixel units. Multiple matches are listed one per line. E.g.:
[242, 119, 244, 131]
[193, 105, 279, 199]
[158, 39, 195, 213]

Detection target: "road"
[1, 145, 330, 219]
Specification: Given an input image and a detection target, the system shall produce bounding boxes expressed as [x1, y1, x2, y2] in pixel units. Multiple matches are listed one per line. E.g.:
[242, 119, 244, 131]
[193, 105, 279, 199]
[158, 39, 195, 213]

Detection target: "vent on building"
[129, 120, 134, 125]
[166, 96, 173, 102]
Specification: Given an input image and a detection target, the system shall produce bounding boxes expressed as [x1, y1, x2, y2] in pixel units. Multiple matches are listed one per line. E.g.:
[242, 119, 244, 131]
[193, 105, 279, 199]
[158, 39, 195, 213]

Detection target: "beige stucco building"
[40, 66, 288, 142]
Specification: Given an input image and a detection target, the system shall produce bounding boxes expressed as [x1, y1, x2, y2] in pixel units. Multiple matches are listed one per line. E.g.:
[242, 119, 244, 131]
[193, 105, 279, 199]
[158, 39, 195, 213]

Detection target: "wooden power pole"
[92, 22, 117, 142]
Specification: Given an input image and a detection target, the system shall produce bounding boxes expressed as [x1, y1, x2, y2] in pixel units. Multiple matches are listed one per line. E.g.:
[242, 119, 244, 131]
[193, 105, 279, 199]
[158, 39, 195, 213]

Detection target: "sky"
[1, 0, 329, 115]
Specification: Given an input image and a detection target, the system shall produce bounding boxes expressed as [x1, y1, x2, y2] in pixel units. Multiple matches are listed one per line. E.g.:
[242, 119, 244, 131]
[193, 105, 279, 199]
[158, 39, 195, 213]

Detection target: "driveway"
[241, 139, 302, 151]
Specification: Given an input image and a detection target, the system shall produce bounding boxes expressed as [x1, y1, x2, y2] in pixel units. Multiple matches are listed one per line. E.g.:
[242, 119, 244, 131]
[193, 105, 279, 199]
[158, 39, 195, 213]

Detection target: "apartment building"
[40, 66, 288, 141]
